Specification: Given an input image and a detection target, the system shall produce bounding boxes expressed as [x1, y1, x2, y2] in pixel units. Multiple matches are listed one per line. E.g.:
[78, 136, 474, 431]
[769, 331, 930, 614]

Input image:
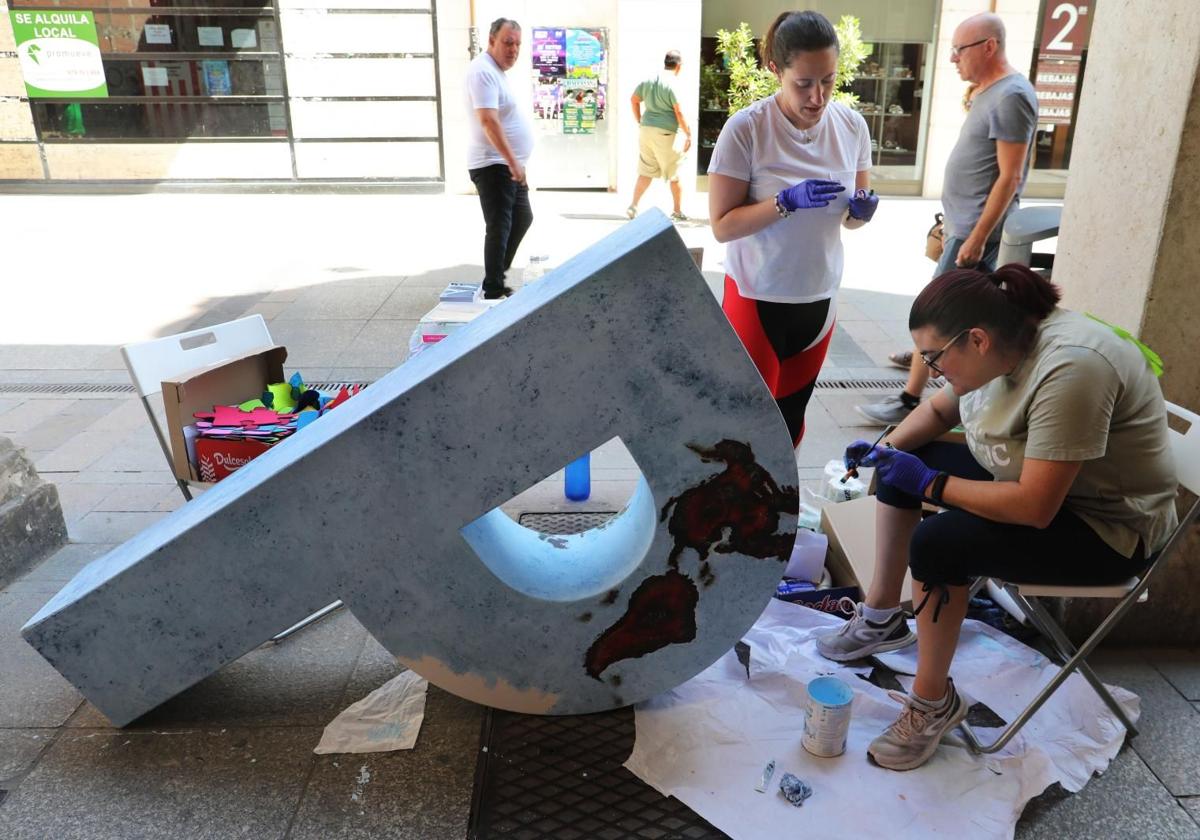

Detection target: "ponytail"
[910, 263, 1061, 353]
[762, 10, 838, 71]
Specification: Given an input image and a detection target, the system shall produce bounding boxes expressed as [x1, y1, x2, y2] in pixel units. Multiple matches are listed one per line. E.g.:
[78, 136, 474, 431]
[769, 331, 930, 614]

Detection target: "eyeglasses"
[950, 37, 992, 58]
[920, 329, 969, 375]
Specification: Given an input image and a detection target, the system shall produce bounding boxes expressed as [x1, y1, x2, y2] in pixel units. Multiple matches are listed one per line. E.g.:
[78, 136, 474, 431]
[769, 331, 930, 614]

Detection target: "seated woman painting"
[817, 263, 1178, 771]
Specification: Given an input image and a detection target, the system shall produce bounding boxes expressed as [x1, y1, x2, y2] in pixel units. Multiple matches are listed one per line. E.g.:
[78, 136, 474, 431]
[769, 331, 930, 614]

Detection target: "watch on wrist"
[928, 471, 950, 506]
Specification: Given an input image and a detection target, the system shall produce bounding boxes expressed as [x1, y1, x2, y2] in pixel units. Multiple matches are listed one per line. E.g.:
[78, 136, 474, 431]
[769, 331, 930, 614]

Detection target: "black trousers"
[469, 163, 533, 293]
[877, 442, 1147, 588]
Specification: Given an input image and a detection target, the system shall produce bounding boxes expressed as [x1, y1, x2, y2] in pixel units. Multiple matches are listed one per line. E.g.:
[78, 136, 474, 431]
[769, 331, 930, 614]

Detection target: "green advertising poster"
[9, 10, 108, 98]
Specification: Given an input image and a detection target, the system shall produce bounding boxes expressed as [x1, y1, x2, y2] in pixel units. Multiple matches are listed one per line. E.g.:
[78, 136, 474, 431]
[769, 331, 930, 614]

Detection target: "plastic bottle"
[564, 453, 591, 501]
[524, 255, 547, 283]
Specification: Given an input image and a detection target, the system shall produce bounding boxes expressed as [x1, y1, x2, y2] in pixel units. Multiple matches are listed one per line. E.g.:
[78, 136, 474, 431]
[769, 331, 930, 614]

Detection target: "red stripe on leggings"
[721, 276, 834, 399]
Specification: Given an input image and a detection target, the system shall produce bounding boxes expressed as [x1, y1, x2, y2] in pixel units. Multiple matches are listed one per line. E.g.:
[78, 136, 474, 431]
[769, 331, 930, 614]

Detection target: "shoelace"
[913, 582, 950, 623]
[884, 691, 931, 741]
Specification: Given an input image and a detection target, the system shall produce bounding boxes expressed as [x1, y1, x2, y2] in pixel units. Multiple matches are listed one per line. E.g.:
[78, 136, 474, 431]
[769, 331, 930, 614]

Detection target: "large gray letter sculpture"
[23, 212, 799, 725]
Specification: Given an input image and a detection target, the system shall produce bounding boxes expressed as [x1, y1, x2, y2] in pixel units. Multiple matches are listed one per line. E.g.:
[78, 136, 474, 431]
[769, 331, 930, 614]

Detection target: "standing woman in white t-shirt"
[709, 10, 878, 446]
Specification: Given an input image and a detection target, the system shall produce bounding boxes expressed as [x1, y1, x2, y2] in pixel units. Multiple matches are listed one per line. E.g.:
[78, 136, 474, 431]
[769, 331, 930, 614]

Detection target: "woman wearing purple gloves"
[708, 10, 879, 448]
[818, 264, 1177, 770]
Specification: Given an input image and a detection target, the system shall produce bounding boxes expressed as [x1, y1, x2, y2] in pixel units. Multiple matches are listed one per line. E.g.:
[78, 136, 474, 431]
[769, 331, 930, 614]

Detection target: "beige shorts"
[637, 125, 683, 181]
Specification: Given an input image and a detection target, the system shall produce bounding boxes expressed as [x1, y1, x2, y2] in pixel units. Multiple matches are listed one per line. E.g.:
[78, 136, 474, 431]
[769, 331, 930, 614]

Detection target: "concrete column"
[1052, 1, 1200, 644]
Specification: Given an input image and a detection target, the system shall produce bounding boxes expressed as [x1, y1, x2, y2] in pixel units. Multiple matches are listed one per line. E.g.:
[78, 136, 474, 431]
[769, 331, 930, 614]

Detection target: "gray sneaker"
[815, 603, 915, 662]
[868, 679, 968, 771]
[855, 393, 915, 426]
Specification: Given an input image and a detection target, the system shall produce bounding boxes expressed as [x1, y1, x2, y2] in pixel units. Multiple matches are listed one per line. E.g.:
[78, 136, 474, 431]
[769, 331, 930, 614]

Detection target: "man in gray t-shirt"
[858, 12, 1038, 426]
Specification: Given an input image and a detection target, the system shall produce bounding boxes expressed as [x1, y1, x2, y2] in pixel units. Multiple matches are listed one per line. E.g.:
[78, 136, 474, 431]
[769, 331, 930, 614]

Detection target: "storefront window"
[15, 1, 287, 142]
[1025, 0, 1094, 195]
[846, 42, 930, 186]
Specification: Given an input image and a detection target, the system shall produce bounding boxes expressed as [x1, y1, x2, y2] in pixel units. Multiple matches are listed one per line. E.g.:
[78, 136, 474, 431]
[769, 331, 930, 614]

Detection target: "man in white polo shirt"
[466, 18, 535, 300]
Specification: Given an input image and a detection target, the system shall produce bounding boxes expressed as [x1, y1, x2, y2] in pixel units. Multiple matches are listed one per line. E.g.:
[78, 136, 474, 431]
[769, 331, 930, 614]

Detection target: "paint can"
[802, 676, 854, 757]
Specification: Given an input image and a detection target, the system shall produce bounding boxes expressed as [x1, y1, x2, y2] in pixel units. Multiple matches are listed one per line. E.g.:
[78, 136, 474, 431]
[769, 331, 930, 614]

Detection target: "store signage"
[9, 10, 108, 98]
[1032, 2, 1093, 125]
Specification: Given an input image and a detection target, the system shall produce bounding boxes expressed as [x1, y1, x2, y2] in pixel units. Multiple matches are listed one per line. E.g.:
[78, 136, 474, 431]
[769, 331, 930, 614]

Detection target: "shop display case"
[846, 42, 927, 168]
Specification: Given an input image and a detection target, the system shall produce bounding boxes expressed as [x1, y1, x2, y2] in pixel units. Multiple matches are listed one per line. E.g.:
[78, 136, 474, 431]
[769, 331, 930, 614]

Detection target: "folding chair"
[960, 401, 1200, 753]
[120, 315, 343, 642]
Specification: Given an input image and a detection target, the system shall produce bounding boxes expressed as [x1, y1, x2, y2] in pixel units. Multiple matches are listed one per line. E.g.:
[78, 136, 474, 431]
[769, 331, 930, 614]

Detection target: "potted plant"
[716, 16, 869, 115]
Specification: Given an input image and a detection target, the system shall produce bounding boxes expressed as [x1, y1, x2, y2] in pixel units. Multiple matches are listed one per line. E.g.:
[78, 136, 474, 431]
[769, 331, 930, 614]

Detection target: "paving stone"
[1092, 650, 1200, 797]
[0, 729, 54, 783]
[33, 431, 130, 473]
[67, 609, 369, 730]
[375, 286, 442, 320]
[0, 727, 317, 840]
[18, 542, 114, 583]
[288, 686, 480, 840]
[332, 320, 416, 369]
[0, 400, 78, 435]
[274, 285, 392, 321]
[322, 368, 396, 384]
[259, 320, 364, 370]
[0, 581, 83, 727]
[92, 484, 178, 513]
[1149, 648, 1200, 700]
[399, 263, 483, 288]
[1181, 797, 1200, 826]
[1016, 744, 1200, 839]
[67, 510, 167, 544]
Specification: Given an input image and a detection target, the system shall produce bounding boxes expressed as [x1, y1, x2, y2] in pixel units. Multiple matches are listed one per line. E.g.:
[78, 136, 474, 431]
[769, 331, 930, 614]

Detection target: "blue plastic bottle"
[564, 453, 591, 501]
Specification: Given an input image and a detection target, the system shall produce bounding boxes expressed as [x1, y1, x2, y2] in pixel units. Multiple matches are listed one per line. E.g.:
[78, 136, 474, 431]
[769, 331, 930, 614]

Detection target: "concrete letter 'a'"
[22, 212, 799, 725]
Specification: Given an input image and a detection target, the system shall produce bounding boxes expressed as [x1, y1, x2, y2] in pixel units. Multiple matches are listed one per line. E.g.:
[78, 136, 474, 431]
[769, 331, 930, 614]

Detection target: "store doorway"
[529, 26, 610, 189]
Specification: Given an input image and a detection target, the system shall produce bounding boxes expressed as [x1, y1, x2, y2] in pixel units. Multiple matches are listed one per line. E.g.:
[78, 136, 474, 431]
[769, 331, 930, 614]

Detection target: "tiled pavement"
[0, 191, 1197, 838]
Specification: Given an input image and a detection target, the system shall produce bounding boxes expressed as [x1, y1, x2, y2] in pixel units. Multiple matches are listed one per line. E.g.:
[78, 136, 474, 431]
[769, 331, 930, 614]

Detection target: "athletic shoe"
[626, 206, 638, 220]
[888, 350, 913, 369]
[483, 286, 514, 300]
[815, 602, 915, 662]
[868, 679, 968, 771]
[855, 393, 915, 426]
[670, 212, 688, 222]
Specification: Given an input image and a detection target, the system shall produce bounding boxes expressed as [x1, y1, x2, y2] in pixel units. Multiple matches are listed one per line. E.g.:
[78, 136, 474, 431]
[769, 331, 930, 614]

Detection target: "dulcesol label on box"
[9, 10, 108, 98]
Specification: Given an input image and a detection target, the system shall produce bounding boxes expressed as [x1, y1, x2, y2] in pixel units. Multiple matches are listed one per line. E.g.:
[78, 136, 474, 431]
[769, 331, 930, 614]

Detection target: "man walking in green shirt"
[627, 50, 692, 222]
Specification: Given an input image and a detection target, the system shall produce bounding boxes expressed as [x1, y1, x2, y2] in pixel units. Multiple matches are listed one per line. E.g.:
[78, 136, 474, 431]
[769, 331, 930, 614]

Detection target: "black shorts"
[878, 442, 1147, 587]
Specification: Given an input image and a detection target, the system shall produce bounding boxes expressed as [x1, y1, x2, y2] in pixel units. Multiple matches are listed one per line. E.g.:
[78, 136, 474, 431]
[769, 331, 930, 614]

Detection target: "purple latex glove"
[847, 189, 878, 222]
[842, 439, 876, 472]
[778, 179, 845, 211]
[861, 447, 941, 497]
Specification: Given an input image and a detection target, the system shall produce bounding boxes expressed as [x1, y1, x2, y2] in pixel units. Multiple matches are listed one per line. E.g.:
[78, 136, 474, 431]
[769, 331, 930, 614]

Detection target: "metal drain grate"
[0, 382, 135, 394]
[518, 512, 618, 534]
[469, 707, 727, 840]
[0, 378, 930, 397]
[0, 381, 372, 396]
[814, 378, 942, 391]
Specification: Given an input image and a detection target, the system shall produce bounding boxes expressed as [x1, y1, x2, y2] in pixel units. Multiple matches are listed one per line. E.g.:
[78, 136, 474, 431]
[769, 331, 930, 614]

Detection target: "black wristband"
[928, 471, 950, 506]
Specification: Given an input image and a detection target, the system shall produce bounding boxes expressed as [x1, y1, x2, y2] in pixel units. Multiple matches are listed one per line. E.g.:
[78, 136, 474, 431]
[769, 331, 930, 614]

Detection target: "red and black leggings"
[721, 276, 835, 447]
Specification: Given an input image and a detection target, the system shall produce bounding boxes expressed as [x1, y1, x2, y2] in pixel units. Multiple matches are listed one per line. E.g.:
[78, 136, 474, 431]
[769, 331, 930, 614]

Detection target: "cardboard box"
[195, 437, 274, 482]
[776, 584, 861, 620]
[821, 495, 915, 611]
[161, 345, 287, 482]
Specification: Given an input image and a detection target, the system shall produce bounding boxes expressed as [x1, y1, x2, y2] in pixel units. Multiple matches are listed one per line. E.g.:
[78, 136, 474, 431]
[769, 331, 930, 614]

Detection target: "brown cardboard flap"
[821, 495, 914, 611]
[161, 345, 287, 482]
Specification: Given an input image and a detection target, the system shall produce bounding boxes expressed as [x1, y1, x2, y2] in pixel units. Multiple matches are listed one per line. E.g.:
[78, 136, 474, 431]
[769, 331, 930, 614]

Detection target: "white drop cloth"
[625, 599, 1136, 839]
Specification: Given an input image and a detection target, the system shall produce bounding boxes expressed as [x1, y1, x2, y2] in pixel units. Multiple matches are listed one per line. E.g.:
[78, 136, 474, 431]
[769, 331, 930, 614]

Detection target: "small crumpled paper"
[314, 670, 428, 754]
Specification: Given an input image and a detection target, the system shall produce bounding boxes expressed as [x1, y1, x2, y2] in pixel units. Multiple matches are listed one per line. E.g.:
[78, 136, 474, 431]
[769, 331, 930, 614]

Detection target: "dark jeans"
[469, 163, 533, 293]
[878, 442, 1147, 588]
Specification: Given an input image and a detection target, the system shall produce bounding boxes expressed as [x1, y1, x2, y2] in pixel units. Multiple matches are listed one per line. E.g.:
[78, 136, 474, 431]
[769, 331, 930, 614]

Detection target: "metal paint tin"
[802, 676, 854, 757]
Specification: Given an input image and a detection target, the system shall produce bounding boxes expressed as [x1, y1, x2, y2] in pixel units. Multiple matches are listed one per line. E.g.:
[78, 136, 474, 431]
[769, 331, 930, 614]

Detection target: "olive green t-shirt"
[947, 308, 1178, 557]
[635, 73, 679, 132]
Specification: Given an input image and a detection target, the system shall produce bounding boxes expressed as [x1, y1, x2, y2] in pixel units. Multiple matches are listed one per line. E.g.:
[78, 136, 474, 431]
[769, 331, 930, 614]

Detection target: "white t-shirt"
[465, 53, 534, 170]
[708, 98, 871, 302]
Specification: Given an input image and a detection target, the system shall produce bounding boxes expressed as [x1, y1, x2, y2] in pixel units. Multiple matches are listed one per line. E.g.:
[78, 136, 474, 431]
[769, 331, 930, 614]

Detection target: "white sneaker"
[868, 679, 968, 771]
[625, 205, 638, 220]
[815, 603, 915, 662]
